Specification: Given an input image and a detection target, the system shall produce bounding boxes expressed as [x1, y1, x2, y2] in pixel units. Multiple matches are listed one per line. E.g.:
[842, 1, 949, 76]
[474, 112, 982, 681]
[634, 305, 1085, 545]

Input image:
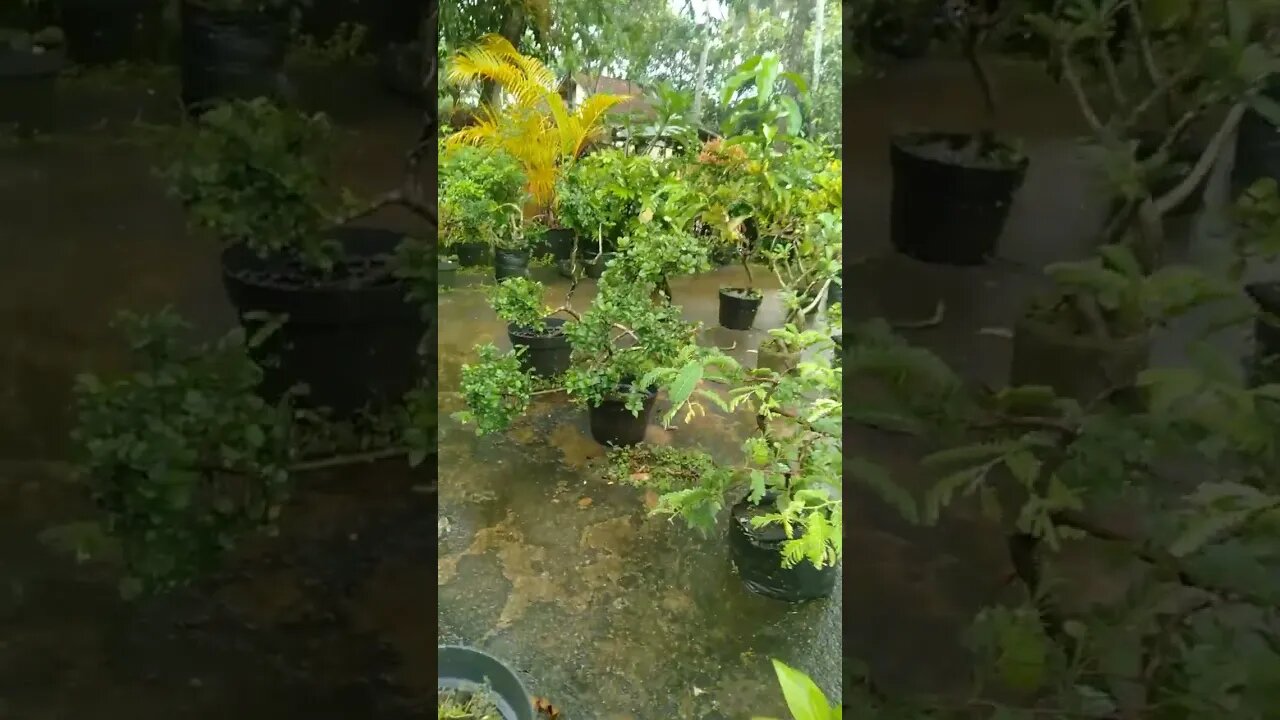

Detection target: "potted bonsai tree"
[554, 149, 664, 279]
[491, 209, 547, 281]
[757, 210, 842, 371]
[438, 143, 526, 268]
[438, 645, 533, 720]
[162, 97, 427, 418]
[70, 308, 298, 597]
[457, 272, 699, 447]
[487, 277, 573, 378]
[890, 1, 1029, 265]
[0, 15, 65, 135]
[179, 0, 301, 112]
[612, 322, 844, 602]
[1012, 0, 1279, 397]
[686, 136, 763, 329]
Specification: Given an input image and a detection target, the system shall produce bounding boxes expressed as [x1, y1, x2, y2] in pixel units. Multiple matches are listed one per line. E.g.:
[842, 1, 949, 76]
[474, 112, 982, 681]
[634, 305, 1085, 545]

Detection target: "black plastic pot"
[827, 281, 842, 308]
[0, 47, 65, 135]
[1233, 82, 1280, 194]
[544, 227, 576, 261]
[585, 252, 615, 279]
[728, 495, 838, 602]
[587, 384, 657, 447]
[1009, 313, 1149, 404]
[718, 288, 763, 330]
[832, 334, 843, 367]
[220, 226, 425, 417]
[453, 242, 488, 267]
[180, 1, 288, 112]
[377, 41, 426, 106]
[60, 0, 163, 65]
[438, 645, 534, 720]
[890, 132, 1028, 266]
[508, 318, 571, 378]
[494, 248, 530, 281]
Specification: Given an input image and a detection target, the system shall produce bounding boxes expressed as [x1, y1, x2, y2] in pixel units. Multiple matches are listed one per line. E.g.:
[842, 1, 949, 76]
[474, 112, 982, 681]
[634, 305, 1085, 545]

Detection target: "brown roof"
[564, 73, 654, 117]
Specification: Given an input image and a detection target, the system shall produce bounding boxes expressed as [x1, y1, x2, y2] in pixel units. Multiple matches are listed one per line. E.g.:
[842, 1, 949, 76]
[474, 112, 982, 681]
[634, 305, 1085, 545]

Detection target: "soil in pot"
[438, 645, 534, 720]
[585, 252, 614, 279]
[180, 1, 289, 112]
[588, 384, 657, 447]
[719, 287, 763, 330]
[220, 226, 426, 417]
[508, 318, 570, 378]
[61, 0, 163, 65]
[493, 248, 530, 281]
[757, 341, 800, 373]
[1009, 313, 1149, 404]
[728, 495, 838, 602]
[453, 242, 488, 267]
[890, 132, 1028, 266]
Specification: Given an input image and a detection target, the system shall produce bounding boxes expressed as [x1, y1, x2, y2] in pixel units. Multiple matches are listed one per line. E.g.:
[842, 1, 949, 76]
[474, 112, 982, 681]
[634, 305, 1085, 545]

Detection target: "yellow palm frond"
[567, 93, 630, 157]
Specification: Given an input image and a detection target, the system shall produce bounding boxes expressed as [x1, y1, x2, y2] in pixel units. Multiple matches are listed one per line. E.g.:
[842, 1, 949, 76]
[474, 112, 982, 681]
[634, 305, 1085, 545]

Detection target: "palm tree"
[445, 33, 629, 212]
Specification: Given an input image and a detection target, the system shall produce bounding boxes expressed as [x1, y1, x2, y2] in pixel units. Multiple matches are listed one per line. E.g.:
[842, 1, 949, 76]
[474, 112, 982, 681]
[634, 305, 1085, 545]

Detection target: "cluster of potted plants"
[830, 1, 1280, 714]
[65, 3, 438, 597]
[446, 41, 845, 606]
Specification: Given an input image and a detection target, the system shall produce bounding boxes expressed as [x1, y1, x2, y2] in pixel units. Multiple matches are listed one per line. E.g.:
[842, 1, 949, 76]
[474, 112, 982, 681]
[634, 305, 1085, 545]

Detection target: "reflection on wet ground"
[438, 265, 841, 718]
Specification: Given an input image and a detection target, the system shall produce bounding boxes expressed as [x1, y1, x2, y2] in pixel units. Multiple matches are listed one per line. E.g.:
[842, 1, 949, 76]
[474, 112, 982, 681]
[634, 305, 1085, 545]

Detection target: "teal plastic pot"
[438, 645, 533, 720]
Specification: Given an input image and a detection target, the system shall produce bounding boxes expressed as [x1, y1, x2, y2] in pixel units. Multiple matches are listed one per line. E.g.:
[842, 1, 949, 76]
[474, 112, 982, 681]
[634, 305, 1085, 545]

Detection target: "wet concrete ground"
[0, 52, 1258, 719]
[438, 266, 841, 718]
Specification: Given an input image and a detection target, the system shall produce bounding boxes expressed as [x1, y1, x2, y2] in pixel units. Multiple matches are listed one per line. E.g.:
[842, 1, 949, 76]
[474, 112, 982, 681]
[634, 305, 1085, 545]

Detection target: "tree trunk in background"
[812, 0, 826, 88]
[692, 29, 712, 125]
[784, 0, 814, 76]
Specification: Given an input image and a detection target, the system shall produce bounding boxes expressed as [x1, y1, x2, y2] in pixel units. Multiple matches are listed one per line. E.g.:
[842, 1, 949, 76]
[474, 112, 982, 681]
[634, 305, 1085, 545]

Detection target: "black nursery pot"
[507, 318, 571, 378]
[728, 494, 838, 602]
[60, 0, 163, 65]
[180, 1, 288, 112]
[494, 248, 531, 281]
[544, 227, 577, 261]
[890, 132, 1028, 266]
[453, 242, 488, 267]
[826, 281, 842, 308]
[585, 252, 615, 279]
[0, 48, 65, 135]
[588, 384, 657, 447]
[220, 226, 426, 417]
[438, 645, 534, 720]
[718, 287, 763, 330]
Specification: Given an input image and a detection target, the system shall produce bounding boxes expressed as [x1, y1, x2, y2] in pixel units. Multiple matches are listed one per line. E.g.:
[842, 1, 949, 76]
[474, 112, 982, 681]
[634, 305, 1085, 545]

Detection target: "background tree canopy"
[440, 0, 843, 145]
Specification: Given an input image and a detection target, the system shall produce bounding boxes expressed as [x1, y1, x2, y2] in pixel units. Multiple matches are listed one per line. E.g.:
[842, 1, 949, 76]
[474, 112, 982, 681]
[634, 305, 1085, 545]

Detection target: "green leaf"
[1227, 0, 1253, 45]
[1249, 94, 1280, 128]
[779, 95, 803, 137]
[1004, 450, 1042, 486]
[667, 361, 703, 411]
[849, 458, 918, 524]
[1170, 508, 1263, 557]
[771, 659, 832, 720]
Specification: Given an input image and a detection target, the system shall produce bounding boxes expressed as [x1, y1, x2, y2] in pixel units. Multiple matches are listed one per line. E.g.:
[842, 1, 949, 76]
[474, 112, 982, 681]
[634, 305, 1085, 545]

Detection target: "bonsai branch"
[1059, 46, 1106, 134]
[1153, 102, 1245, 216]
[1049, 508, 1267, 605]
[288, 447, 408, 473]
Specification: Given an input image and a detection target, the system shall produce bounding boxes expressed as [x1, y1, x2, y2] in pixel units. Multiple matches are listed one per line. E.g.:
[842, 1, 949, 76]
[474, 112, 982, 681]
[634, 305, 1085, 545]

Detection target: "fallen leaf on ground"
[578, 497, 593, 508]
[630, 471, 651, 483]
[534, 697, 561, 719]
[644, 489, 660, 509]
